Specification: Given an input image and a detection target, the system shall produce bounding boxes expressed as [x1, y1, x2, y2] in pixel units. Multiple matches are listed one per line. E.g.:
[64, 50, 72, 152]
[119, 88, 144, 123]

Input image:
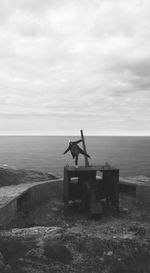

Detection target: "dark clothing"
[63, 139, 90, 165]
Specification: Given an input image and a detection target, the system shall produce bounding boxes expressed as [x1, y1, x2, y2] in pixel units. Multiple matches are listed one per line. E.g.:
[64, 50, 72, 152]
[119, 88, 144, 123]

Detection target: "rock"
[3, 226, 62, 240]
[5, 264, 11, 273]
[0, 252, 11, 273]
[106, 251, 113, 256]
[120, 208, 128, 213]
[0, 252, 4, 262]
[18, 258, 24, 263]
[128, 223, 146, 236]
[0, 251, 5, 272]
[43, 241, 73, 264]
[51, 207, 61, 213]
[17, 258, 50, 273]
[0, 260, 5, 272]
[25, 248, 48, 262]
[128, 223, 139, 232]
[136, 227, 146, 236]
[117, 258, 122, 262]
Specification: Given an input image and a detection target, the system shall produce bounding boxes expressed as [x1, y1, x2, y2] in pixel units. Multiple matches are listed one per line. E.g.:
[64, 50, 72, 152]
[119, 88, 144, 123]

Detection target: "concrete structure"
[120, 176, 150, 202]
[0, 174, 150, 227]
[0, 200, 17, 228]
[63, 165, 119, 211]
[0, 179, 63, 227]
[136, 185, 150, 203]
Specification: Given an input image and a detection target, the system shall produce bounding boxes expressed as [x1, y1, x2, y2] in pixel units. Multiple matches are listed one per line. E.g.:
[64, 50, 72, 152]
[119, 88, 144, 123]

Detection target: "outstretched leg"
[79, 149, 90, 158]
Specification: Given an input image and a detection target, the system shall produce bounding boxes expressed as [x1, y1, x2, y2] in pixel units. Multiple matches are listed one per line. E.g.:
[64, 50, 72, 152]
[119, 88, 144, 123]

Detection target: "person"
[63, 139, 91, 167]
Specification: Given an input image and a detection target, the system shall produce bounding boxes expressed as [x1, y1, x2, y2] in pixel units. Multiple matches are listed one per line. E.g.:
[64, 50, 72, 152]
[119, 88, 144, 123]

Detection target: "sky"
[0, 0, 150, 136]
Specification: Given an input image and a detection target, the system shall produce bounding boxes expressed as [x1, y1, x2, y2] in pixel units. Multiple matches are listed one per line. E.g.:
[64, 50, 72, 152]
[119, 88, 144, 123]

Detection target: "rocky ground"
[0, 167, 57, 187]
[0, 193, 150, 273]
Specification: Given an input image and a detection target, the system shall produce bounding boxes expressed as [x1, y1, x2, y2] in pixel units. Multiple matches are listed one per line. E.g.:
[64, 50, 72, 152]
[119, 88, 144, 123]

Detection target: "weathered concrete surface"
[120, 175, 150, 186]
[0, 200, 17, 227]
[136, 185, 150, 203]
[0, 183, 34, 208]
[0, 179, 63, 227]
[0, 179, 63, 208]
[29, 179, 63, 208]
[119, 176, 150, 200]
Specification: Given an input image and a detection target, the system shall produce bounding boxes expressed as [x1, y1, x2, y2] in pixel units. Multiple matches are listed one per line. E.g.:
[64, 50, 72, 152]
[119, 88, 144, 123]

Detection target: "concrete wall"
[29, 179, 63, 207]
[17, 179, 63, 212]
[0, 179, 63, 227]
[119, 183, 136, 196]
[136, 185, 150, 203]
[0, 200, 17, 227]
[1, 177, 150, 227]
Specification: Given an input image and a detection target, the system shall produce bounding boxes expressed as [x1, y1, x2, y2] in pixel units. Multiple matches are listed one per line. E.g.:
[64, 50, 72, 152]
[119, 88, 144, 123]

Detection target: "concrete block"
[136, 185, 150, 203]
[0, 200, 17, 227]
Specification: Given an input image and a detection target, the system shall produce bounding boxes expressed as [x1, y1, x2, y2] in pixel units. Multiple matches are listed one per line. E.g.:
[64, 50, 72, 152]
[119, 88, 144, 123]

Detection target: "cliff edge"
[0, 167, 57, 187]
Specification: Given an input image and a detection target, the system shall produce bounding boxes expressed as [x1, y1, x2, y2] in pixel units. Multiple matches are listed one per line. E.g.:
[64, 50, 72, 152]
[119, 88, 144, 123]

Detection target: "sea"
[0, 136, 150, 178]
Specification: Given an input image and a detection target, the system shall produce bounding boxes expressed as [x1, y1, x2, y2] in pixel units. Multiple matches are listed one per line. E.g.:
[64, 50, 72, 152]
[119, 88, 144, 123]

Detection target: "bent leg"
[80, 149, 90, 158]
[75, 156, 78, 166]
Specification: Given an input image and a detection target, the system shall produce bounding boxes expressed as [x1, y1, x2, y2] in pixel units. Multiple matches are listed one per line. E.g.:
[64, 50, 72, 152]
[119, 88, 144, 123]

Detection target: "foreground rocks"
[0, 227, 73, 273]
[0, 224, 150, 273]
[0, 251, 11, 273]
[1, 194, 150, 273]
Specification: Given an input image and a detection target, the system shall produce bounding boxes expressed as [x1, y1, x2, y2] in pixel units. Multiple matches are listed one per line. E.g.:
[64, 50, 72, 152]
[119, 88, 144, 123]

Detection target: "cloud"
[0, 0, 150, 134]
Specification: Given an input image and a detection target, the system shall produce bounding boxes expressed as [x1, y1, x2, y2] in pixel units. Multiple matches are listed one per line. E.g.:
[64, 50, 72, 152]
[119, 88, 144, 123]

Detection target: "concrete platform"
[119, 176, 150, 202]
[0, 179, 63, 227]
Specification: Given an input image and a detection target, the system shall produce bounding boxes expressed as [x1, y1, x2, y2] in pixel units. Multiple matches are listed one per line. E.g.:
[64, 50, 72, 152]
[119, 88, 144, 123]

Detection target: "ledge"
[0, 179, 63, 227]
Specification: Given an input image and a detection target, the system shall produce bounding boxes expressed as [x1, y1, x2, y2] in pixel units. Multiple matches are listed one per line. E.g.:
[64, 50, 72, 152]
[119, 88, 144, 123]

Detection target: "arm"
[74, 139, 83, 145]
[63, 146, 70, 154]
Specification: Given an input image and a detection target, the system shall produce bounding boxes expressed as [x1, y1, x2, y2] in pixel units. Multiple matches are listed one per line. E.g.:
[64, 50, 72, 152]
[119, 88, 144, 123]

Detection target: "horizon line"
[0, 133, 150, 137]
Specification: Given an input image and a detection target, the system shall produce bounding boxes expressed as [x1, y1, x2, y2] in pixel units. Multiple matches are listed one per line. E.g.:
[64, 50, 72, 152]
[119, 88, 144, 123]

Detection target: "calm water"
[0, 136, 150, 178]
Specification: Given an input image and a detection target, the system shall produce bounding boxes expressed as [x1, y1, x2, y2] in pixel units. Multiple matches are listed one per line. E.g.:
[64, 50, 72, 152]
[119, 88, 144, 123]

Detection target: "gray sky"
[0, 0, 150, 135]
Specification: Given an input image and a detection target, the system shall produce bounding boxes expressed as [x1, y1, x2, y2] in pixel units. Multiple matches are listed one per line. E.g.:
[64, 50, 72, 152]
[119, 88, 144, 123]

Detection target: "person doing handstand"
[63, 139, 91, 167]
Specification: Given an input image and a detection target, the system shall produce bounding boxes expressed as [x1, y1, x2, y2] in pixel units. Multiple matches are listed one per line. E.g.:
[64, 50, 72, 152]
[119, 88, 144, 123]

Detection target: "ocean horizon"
[0, 135, 150, 178]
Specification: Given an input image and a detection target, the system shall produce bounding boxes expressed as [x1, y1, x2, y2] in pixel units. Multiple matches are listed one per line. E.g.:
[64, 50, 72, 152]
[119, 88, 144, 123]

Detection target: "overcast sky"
[0, 0, 150, 135]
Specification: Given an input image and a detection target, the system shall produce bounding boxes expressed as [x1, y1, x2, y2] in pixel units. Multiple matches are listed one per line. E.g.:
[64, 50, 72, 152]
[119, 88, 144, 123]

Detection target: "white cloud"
[0, 0, 150, 134]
